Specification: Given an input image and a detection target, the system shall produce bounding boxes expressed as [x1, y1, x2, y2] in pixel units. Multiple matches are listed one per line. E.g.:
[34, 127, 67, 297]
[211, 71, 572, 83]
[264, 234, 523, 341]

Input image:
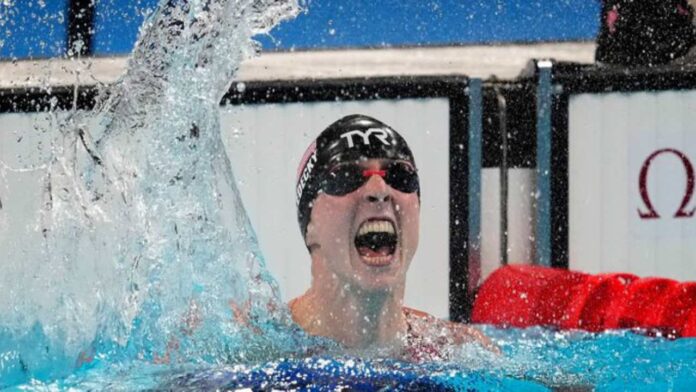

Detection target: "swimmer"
[289, 114, 498, 361]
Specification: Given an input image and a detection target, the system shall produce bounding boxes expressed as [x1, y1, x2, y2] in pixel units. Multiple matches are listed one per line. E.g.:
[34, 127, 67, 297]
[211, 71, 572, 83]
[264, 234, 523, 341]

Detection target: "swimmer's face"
[306, 158, 420, 292]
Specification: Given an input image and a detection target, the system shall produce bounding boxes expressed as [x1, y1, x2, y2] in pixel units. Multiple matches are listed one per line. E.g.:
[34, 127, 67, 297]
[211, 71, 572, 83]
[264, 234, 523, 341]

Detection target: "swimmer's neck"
[290, 270, 407, 350]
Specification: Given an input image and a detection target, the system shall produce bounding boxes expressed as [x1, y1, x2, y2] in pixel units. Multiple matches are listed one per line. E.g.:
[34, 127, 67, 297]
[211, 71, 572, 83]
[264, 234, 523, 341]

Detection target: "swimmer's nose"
[363, 174, 391, 203]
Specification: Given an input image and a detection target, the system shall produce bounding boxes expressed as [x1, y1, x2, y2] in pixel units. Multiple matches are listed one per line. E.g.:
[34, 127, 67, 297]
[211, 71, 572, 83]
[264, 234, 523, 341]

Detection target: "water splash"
[18, 326, 696, 390]
[0, 0, 326, 387]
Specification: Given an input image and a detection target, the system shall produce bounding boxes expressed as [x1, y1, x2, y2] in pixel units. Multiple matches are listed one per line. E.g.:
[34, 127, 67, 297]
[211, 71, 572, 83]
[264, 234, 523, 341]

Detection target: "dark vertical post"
[535, 60, 553, 267]
[467, 78, 483, 312]
[550, 93, 570, 269]
[67, 0, 95, 56]
[449, 80, 471, 322]
[494, 85, 509, 265]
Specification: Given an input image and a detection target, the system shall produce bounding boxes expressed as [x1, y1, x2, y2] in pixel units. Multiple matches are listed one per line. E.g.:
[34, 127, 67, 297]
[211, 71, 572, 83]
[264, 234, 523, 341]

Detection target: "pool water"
[12, 326, 696, 391]
[1, 1, 695, 390]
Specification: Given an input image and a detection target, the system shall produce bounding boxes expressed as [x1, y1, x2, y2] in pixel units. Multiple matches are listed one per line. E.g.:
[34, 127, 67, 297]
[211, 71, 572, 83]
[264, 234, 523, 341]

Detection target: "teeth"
[361, 255, 392, 266]
[357, 220, 395, 236]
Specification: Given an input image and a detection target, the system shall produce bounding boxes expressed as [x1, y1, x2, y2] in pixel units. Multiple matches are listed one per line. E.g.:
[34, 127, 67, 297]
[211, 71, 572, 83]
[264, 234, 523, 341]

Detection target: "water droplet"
[231, 128, 244, 139]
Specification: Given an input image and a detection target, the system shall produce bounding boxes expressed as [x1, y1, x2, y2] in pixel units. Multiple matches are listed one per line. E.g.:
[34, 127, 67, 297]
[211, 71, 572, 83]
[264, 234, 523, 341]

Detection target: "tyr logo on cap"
[340, 128, 392, 148]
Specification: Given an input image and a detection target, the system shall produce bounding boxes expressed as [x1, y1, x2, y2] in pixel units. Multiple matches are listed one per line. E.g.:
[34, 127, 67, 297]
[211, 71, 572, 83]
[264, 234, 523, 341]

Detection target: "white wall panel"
[507, 169, 536, 265]
[480, 168, 535, 282]
[480, 168, 501, 278]
[569, 90, 696, 280]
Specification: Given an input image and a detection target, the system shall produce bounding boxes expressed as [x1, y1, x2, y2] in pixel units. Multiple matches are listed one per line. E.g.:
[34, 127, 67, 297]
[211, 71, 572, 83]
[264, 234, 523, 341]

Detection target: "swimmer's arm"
[449, 322, 501, 355]
[403, 307, 501, 354]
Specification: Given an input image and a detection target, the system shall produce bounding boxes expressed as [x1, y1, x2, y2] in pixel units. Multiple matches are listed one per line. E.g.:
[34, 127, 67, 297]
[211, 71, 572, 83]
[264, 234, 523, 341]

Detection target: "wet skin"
[304, 158, 420, 293]
[291, 158, 500, 355]
[291, 158, 419, 349]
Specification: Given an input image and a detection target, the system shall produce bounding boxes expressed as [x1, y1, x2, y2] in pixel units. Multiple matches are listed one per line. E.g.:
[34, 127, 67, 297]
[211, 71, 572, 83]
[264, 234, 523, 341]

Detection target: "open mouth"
[354, 219, 397, 266]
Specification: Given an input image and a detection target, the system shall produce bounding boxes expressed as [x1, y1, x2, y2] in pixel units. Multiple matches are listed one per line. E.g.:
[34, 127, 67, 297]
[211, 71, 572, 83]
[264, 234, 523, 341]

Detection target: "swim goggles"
[320, 161, 419, 196]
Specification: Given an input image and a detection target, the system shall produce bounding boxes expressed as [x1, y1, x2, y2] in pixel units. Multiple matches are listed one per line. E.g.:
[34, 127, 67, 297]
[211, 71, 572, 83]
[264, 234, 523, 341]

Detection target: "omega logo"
[638, 148, 695, 219]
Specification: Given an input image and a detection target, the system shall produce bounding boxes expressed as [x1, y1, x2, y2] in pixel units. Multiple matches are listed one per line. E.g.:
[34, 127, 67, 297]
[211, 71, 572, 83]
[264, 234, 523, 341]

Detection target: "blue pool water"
[0, 1, 695, 390]
[9, 326, 696, 390]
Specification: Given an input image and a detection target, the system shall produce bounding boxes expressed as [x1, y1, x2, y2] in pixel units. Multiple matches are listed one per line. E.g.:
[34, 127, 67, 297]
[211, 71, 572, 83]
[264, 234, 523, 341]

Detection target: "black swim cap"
[295, 114, 417, 240]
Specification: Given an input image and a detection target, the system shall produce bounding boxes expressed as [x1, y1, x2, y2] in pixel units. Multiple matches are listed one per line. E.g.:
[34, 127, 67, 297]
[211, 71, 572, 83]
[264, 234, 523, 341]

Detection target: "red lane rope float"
[472, 265, 696, 337]
[659, 282, 696, 337]
[470, 264, 582, 327]
[618, 277, 679, 330]
[535, 269, 587, 328]
[683, 307, 696, 337]
[562, 273, 638, 332]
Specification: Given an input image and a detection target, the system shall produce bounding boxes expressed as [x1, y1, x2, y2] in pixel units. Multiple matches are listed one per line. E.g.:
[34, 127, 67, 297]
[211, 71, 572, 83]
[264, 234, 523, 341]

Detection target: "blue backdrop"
[0, 0, 69, 58]
[1, 0, 601, 59]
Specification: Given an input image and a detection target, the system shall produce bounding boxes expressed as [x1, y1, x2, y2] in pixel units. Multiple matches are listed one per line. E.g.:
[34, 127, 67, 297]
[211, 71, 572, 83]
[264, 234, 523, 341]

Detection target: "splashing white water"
[0, 0, 318, 385]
